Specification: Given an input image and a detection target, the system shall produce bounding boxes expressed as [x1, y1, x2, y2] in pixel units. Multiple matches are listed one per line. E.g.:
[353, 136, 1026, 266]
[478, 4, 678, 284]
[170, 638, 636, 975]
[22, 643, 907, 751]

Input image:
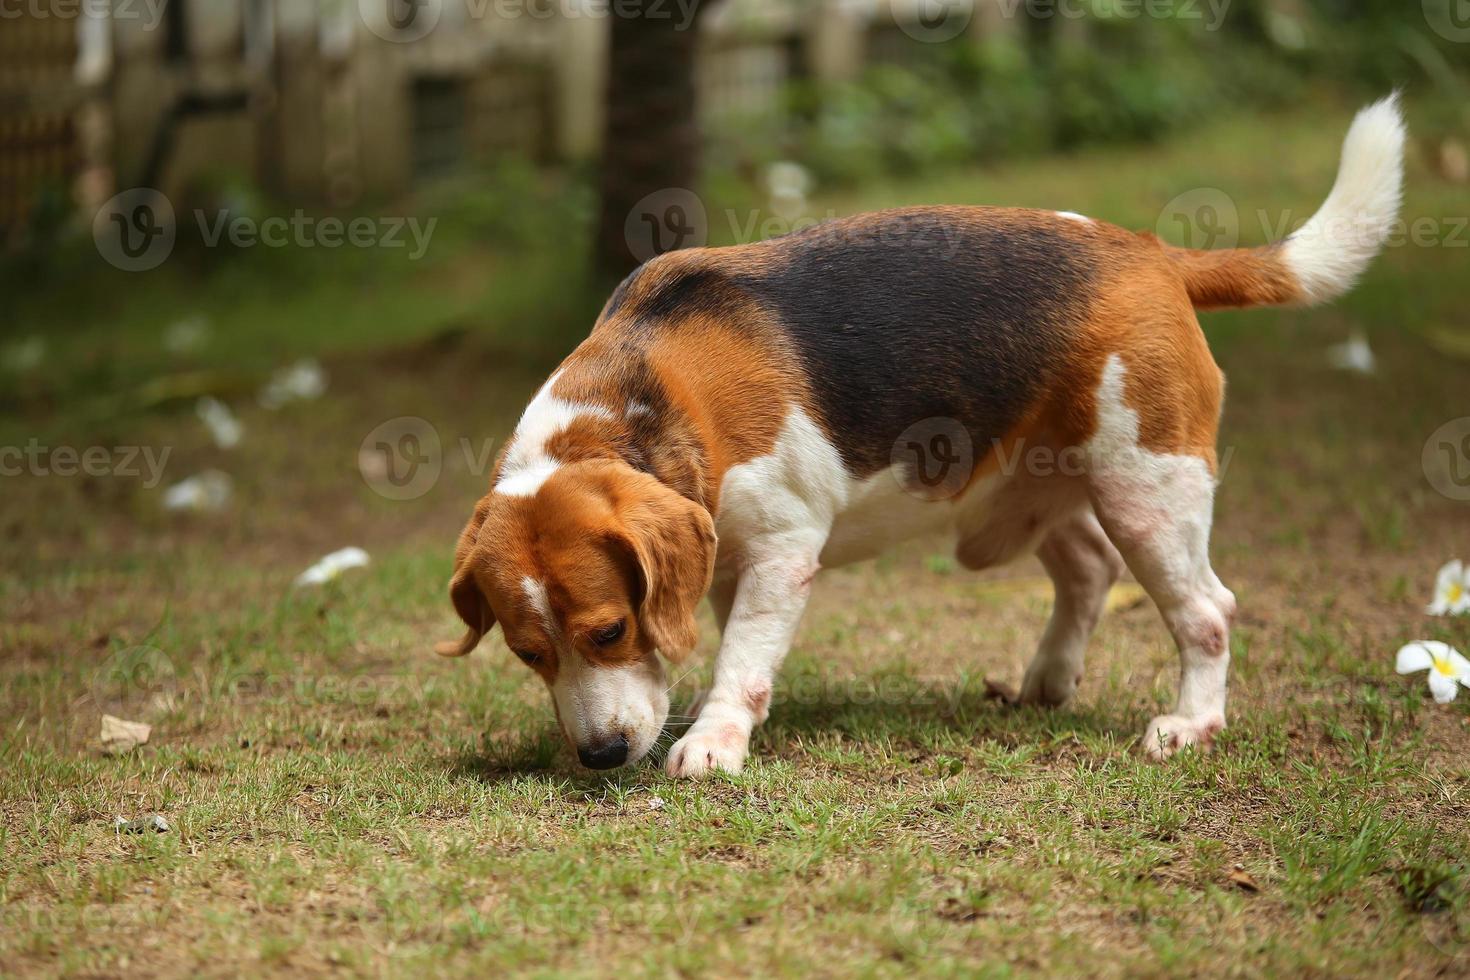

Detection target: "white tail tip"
[1283, 93, 1406, 305]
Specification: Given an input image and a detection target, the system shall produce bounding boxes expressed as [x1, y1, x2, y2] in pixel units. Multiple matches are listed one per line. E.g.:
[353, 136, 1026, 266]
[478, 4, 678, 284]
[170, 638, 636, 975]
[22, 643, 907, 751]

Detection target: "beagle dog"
[438, 97, 1404, 775]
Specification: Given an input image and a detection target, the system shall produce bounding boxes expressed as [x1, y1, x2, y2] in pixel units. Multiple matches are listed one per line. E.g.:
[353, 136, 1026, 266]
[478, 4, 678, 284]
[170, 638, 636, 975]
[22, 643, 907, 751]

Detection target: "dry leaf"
[1424, 327, 1470, 363]
[1227, 865, 1261, 892]
[971, 577, 1052, 601]
[1438, 137, 1468, 184]
[100, 714, 151, 755]
[983, 678, 1019, 704]
[1105, 582, 1150, 614]
[973, 577, 1150, 614]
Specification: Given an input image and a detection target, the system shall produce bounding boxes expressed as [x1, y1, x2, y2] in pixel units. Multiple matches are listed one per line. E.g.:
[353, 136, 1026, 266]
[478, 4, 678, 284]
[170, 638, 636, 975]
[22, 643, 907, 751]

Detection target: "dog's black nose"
[577, 734, 629, 770]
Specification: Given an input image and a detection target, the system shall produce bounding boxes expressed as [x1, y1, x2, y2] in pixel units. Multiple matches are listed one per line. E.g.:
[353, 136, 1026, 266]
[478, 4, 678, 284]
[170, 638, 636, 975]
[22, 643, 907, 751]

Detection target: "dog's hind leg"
[1019, 509, 1125, 707]
[1083, 354, 1236, 759]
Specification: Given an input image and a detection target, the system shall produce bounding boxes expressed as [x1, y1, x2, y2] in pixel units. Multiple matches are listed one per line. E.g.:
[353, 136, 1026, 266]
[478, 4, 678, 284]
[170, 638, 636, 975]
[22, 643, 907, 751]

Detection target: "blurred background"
[5, 1, 1468, 355]
[1, 0, 1468, 568]
[7, 8, 1470, 972]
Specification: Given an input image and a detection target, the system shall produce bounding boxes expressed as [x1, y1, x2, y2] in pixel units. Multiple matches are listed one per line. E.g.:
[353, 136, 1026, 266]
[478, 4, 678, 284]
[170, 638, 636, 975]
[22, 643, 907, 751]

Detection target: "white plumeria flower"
[1426, 559, 1470, 616]
[164, 314, 210, 354]
[1326, 331, 1375, 374]
[2, 337, 45, 373]
[259, 359, 327, 410]
[1396, 641, 1470, 703]
[162, 470, 233, 512]
[294, 547, 370, 587]
[196, 396, 243, 449]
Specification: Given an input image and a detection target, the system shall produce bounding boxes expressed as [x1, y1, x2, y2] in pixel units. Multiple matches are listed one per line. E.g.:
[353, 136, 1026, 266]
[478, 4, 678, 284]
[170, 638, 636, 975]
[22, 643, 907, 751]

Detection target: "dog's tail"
[1158, 94, 1405, 311]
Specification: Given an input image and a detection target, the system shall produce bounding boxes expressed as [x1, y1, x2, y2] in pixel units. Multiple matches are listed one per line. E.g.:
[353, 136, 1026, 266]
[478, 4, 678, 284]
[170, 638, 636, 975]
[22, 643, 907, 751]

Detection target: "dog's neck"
[519, 355, 716, 513]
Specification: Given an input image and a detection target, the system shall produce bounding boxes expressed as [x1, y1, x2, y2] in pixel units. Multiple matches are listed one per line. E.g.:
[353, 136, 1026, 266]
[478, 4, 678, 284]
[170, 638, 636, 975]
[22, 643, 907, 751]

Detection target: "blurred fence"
[0, 0, 1016, 230]
[1, 0, 1465, 244]
[0, 14, 86, 241]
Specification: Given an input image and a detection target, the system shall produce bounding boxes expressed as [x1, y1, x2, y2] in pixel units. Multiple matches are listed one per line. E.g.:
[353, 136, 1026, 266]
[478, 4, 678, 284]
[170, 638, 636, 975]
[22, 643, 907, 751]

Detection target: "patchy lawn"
[3, 95, 1469, 977]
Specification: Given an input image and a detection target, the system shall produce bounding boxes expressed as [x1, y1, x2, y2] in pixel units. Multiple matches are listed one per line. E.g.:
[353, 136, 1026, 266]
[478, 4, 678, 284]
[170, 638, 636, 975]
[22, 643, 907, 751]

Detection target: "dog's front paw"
[665, 721, 749, 778]
[1142, 713, 1224, 760]
[1018, 661, 1082, 707]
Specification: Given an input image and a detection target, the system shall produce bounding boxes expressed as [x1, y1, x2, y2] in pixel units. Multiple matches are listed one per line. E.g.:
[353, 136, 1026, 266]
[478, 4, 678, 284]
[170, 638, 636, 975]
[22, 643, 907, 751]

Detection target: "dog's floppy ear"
[614, 478, 716, 662]
[436, 566, 494, 657]
[436, 501, 496, 658]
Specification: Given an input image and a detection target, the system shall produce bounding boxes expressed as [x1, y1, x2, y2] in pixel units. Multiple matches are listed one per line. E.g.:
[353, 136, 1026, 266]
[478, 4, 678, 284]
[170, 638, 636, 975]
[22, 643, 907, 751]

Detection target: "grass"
[3, 92, 1470, 976]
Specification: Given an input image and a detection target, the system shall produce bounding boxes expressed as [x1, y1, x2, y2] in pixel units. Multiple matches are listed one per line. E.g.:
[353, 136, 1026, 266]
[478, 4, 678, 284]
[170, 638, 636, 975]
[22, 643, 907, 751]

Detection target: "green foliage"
[711, 1, 1468, 190]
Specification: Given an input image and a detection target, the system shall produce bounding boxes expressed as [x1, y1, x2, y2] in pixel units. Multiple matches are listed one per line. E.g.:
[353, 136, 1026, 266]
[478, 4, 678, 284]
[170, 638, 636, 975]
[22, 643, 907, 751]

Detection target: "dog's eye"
[592, 621, 625, 647]
[513, 649, 542, 666]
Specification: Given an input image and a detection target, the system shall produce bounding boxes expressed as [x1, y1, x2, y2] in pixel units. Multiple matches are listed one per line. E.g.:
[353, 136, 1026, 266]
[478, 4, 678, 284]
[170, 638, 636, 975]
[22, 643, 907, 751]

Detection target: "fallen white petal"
[1427, 559, 1467, 616]
[1396, 642, 1438, 675]
[1326, 333, 1375, 374]
[100, 714, 152, 755]
[259, 359, 327, 409]
[163, 315, 210, 354]
[2, 337, 45, 373]
[294, 547, 371, 587]
[163, 470, 233, 512]
[196, 397, 243, 449]
[765, 160, 813, 198]
[1428, 669, 1460, 704]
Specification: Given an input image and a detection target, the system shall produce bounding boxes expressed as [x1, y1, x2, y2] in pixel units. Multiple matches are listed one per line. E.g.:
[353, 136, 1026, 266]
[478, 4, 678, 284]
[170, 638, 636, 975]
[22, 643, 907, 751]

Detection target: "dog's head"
[438, 459, 716, 769]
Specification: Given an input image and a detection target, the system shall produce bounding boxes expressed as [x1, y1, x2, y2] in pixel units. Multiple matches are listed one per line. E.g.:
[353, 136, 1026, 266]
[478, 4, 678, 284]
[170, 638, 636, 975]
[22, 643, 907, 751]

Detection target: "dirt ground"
[3, 100, 1469, 976]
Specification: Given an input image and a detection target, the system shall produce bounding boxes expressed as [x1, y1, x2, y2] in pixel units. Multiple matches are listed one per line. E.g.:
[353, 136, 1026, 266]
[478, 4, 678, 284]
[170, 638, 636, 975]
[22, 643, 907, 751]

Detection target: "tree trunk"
[593, 0, 713, 282]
